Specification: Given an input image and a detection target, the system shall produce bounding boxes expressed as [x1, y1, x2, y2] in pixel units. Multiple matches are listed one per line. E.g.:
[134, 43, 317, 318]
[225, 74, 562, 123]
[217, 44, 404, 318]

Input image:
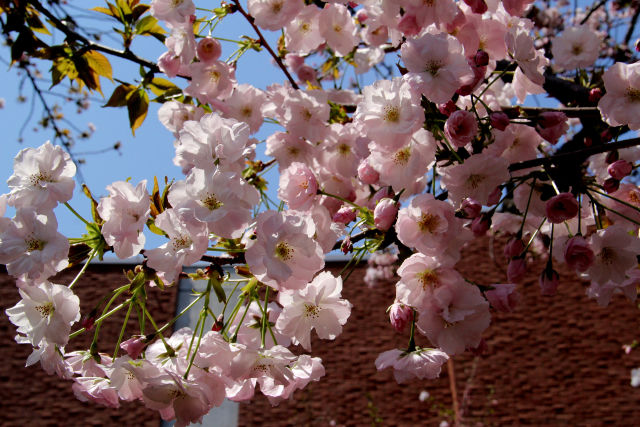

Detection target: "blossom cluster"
[4, 0, 640, 424]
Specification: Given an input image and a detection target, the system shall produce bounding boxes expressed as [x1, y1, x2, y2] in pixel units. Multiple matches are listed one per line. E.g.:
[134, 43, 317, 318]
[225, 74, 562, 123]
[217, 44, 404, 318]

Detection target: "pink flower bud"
[604, 177, 620, 193]
[588, 87, 603, 103]
[369, 187, 394, 209]
[504, 237, 524, 258]
[507, 257, 527, 283]
[355, 9, 368, 23]
[600, 129, 613, 143]
[358, 161, 379, 185]
[438, 100, 457, 117]
[211, 314, 224, 332]
[460, 198, 482, 218]
[487, 187, 501, 206]
[471, 215, 490, 237]
[464, 0, 489, 14]
[296, 65, 317, 84]
[608, 159, 633, 180]
[545, 192, 579, 223]
[535, 112, 568, 144]
[490, 112, 510, 131]
[485, 283, 520, 312]
[605, 150, 619, 164]
[196, 37, 222, 63]
[389, 302, 413, 332]
[341, 236, 353, 254]
[539, 267, 559, 296]
[474, 49, 489, 67]
[374, 198, 398, 231]
[81, 314, 95, 331]
[333, 206, 357, 224]
[564, 235, 594, 273]
[120, 336, 147, 360]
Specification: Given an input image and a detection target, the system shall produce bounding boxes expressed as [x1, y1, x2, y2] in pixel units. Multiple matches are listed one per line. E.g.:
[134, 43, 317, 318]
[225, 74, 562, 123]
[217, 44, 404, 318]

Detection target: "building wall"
[0, 264, 178, 427]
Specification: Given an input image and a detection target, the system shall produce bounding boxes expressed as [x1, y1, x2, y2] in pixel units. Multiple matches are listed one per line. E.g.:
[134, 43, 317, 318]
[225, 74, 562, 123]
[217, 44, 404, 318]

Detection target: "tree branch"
[509, 137, 640, 172]
[231, 0, 299, 90]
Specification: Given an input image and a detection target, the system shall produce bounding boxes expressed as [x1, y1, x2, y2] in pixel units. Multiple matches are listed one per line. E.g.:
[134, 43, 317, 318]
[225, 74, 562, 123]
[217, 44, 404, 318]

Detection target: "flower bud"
[445, 109, 478, 147]
[608, 159, 633, 180]
[564, 235, 594, 272]
[535, 112, 568, 144]
[605, 150, 619, 164]
[485, 284, 520, 312]
[374, 198, 398, 231]
[545, 192, 579, 223]
[211, 314, 224, 332]
[333, 206, 357, 224]
[296, 65, 317, 84]
[341, 236, 353, 254]
[355, 8, 368, 23]
[471, 215, 491, 237]
[120, 336, 147, 360]
[464, 0, 489, 14]
[507, 257, 527, 283]
[600, 129, 613, 143]
[474, 49, 489, 67]
[460, 198, 482, 219]
[588, 87, 603, 103]
[539, 266, 559, 296]
[358, 161, 379, 185]
[369, 186, 394, 208]
[389, 302, 413, 332]
[604, 177, 620, 193]
[196, 37, 222, 63]
[438, 100, 457, 117]
[504, 237, 525, 258]
[81, 313, 96, 331]
[490, 111, 510, 131]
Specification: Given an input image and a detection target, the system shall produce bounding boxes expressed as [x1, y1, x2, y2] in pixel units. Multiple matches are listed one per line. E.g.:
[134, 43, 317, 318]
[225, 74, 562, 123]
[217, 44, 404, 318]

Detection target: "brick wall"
[0, 264, 177, 427]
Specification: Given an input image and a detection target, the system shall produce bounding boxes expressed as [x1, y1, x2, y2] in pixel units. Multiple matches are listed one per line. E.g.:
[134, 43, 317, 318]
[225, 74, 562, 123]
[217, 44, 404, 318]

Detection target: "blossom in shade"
[545, 193, 579, 223]
[275, 272, 352, 351]
[0, 208, 69, 280]
[439, 153, 510, 207]
[97, 180, 150, 259]
[535, 112, 568, 144]
[389, 302, 413, 332]
[485, 284, 520, 312]
[608, 160, 633, 180]
[598, 62, 640, 130]
[587, 225, 640, 285]
[245, 210, 324, 291]
[6, 280, 80, 347]
[416, 279, 491, 355]
[586, 268, 640, 307]
[7, 141, 76, 210]
[375, 348, 449, 384]
[551, 25, 600, 70]
[563, 235, 594, 272]
[401, 32, 473, 104]
[395, 193, 471, 265]
[72, 377, 120, 409]
[445, 110, 478, 148]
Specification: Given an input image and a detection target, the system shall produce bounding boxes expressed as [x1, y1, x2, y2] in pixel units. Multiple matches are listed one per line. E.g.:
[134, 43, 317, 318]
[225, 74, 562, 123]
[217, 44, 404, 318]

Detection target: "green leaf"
[91, 6, 116, 17]
[84, 50, 113, 82]
[50, 57, 76, 88]
[82, 184, 103, 224]
[147, 77, 178, 96]
[126, 89, 149, 135]
[103, 83, 135, 107]
[131, 3, 150, 21]
[146, 218, 167, 236]
[135, 15, 163, 35]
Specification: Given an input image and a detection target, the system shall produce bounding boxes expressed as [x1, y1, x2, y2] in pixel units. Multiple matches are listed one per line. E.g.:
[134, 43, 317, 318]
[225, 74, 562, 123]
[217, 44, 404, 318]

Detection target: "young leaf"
[84, 50, 113, 83]
[126, 89, 149, 135]
[104, 83, 136, 107]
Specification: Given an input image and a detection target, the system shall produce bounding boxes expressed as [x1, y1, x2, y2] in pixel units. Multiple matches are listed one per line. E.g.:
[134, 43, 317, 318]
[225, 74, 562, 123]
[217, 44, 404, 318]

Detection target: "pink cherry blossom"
[401, 32, 473, 104]
[247, 0, 304, 31]
[319, 4, 359, 57]
[545, 192, 579, 223]
[284, 5, 323, 55]
[97, 180, 150, 259]
[245, 210, 324, 291]
[608, 160, 633, 180]
[150, 0, 195, 26]
[445, 110, 478, 148]
[485, 283, 520, 312]
[278, 162, 319, 211]
[196, 37, 221, 63]
[563, 235, 594, 272]
[598, 62, 640, 130]
[551, 25, 601, 70]
[374, 198, 398, 231]
[6, 280, 80, 347]
[7, 141, 76, 210]
[587, 225, 640, 285]
[375, 348, 449, 384]
[275, 271, 351, 351]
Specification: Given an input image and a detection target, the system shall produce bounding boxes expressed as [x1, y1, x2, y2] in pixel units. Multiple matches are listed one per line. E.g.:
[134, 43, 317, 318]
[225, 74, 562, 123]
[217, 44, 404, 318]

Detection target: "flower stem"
[64, 202, 91, 226]
[68, 248, 97, 289]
